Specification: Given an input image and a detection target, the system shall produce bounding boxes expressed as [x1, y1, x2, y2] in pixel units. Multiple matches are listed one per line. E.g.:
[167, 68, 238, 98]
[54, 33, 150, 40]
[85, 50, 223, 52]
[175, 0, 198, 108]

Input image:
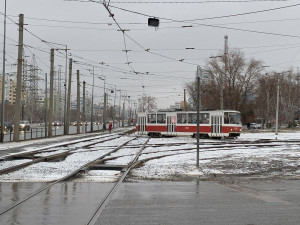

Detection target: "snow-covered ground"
[130, 132, 300, 181]
[0, 132, 299, 182]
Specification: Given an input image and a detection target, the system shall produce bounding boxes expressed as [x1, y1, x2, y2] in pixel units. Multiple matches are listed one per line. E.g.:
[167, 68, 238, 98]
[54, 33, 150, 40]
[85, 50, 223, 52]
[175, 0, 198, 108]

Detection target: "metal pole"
[65, 58, 72, 135]
[103, 81, 106, 130]
[63, 46, 68, 134]
[122, 99, 125, 127]
[184, 88, 186, 111]
[45, 73, 47, 138]
[90, 66, 94, 132]
[118, 91, 121, 127]
[13, 14, 24, 142]
[48, 49, 54, 137]
[1, 0, 7, 142]
[196, 66, 201, 169]
[113, 85, 116, 128]
[76, 70, 80, 134]
[83, 81, 86, 133]
[275, 74, 280, 135]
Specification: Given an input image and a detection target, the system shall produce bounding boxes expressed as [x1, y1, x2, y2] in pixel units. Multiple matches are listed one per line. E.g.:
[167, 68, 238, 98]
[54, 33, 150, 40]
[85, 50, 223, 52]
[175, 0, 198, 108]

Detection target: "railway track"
[0, 134, 148, 217]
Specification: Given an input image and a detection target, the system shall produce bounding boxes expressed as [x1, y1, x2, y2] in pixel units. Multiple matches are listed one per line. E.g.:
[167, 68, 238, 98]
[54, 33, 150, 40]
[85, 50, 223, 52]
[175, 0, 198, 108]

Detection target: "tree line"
[186, 49, 300, 127]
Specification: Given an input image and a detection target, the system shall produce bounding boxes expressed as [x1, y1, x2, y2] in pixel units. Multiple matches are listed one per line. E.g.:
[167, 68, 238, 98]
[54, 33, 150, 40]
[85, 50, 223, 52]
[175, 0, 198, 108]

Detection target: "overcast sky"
[1, 0, 300, 109]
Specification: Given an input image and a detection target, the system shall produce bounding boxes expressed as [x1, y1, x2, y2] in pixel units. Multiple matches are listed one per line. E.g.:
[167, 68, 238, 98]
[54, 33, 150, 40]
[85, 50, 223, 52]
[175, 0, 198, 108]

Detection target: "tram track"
[0, 134, 122, 175]
[0, 135, 141, 216]
[86, 137, 150, 225]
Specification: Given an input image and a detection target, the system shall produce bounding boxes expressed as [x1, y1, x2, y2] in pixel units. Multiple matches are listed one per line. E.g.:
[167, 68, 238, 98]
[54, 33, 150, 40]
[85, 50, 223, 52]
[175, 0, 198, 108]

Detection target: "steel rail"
[0, 134, 122, 175]
[0, 136, 137, 216]
[0, 128, 135, 161]
[86, 137, 151, 225]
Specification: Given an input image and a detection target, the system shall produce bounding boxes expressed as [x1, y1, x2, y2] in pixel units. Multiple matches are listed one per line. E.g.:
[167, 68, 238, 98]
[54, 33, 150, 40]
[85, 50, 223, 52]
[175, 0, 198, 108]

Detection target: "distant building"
[0, 73, 27, 104]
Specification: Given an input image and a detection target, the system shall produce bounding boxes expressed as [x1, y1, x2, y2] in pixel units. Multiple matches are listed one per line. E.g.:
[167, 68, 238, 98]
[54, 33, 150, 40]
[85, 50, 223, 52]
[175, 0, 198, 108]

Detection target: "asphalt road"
[0, 180, 299, 225]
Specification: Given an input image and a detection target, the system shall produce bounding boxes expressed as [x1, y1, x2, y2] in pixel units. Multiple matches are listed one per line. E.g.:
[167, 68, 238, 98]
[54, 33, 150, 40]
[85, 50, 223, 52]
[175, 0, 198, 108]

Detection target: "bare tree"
[186, 49, 264, 121]
[137, 94, 157, 112]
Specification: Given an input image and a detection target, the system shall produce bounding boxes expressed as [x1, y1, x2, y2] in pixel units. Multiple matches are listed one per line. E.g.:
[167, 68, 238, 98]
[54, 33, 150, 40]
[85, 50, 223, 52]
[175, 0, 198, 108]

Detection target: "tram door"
[138, 116, 146, 134]
[167, 116, 176, 135]
[211, 115, 222, 137]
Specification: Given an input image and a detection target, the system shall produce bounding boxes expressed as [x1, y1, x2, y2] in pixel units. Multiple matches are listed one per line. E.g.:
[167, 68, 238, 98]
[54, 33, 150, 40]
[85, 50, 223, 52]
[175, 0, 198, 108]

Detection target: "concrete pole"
[103, 92, 107, 130]
[221, 35, 228, 110]
[184, 88, 186, 111]
[45, 73, 47, 138]
[113, 85, 117, 128]
[48, 49, 54, 137]
[90, 67, 94, 132]
[13, 14, 24, 142]
[122, 100, 125, 127]
[118, 91, 121, 126]
[76, 70, 80, 134]
[275, 75, 280, 135]
[65, 58, 72, 135]
[1, 0, 7, 142]
[82, 81, 86, 133]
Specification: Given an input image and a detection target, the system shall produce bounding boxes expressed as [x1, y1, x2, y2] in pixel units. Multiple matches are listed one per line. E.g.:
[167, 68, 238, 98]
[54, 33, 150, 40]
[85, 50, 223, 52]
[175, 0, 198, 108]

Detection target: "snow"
[0, 132, 299, 182]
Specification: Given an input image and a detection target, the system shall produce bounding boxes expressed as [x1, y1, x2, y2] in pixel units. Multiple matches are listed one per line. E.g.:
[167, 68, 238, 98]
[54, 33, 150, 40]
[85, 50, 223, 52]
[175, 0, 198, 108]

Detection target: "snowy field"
[0, 132, 299, 182]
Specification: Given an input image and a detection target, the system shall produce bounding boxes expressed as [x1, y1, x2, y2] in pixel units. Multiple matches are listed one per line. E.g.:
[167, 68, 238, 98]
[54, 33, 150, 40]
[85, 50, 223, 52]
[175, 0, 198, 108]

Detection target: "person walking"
[109, 121, 112, 133]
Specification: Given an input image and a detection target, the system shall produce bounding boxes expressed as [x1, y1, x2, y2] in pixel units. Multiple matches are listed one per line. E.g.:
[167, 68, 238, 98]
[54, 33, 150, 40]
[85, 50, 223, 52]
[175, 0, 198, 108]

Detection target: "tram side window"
[200, 113, 209, 124]
[157, 114, 166, 124]
[188, 113, 197, 124]
[147, 114, 157, 124]
[224, 112, 229, 124]
[177, 113, 187, 124]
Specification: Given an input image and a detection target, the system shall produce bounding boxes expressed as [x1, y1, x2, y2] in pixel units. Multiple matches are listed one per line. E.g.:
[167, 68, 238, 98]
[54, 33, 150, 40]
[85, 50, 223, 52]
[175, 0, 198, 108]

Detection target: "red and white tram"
[136, 110, 242, 138]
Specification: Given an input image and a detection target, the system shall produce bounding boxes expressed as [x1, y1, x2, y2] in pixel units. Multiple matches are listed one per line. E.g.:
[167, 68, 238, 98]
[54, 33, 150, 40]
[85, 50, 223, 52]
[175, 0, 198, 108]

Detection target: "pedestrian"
[247, 122, 250, 130]
[109, 122, 112, 133]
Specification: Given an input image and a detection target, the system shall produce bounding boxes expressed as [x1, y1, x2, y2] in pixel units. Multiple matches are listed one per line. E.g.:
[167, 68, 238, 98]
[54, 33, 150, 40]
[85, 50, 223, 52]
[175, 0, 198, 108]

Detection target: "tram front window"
[224, 112, 241, 125]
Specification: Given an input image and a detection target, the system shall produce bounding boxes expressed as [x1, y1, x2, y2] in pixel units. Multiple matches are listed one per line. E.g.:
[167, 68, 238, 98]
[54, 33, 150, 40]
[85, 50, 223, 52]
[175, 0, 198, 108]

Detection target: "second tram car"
[136, 110, 242, 138]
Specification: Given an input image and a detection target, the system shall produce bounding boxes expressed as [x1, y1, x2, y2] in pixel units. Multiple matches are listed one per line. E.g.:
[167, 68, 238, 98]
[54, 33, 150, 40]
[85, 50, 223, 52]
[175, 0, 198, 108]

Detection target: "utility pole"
[45, 73, 47, 138]
[76, 70, 80, 134]
[196, 65, 201, 169]
[1, 0, 7, 142]
[65, 58, 72, 135]
[275, 74, 280, 135]
[48, 49, 54, 137]
[113, 85, 117, 128]
[221, 35, 228, 110]
[122, 99, 125, 127]
[13, 14, 24, 142]
[184, 89, 186, 111]
[103, 92, 107, 130]
[90, 67, 94, 132]
[63, 46, 68, 134]
[82, 81, 86, 133]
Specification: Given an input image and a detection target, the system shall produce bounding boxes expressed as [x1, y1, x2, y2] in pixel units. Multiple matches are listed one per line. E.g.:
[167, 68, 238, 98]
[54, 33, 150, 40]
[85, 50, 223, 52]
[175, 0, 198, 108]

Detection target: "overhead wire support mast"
[1, 0, 7, 142]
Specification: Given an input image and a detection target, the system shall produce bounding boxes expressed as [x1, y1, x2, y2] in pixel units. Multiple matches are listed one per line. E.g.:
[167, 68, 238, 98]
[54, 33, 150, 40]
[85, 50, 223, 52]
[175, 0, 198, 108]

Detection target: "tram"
[136, 110, 242, 138]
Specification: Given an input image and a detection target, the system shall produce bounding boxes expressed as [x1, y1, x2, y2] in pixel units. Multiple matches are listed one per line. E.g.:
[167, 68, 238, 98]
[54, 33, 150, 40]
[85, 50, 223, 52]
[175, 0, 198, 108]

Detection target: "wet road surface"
[96, 180, 300, 225]
[0, 182, 114, 225]
[0, 180, 299, 225]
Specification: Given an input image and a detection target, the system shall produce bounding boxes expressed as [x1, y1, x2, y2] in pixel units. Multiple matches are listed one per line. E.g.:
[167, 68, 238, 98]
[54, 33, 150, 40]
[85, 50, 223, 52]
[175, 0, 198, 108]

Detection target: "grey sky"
[1, 0, 300, 108]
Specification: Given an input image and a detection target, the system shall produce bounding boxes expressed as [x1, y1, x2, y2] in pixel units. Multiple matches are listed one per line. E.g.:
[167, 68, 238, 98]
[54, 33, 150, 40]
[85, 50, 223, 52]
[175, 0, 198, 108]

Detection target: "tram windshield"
[224, 112, 241, 125]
